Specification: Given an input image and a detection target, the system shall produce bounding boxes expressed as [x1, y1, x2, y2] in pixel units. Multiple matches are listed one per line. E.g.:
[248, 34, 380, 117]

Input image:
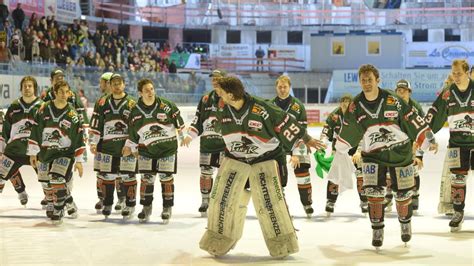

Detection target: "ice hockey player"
[320, 94, 369, 216]
[27, 80, 85, 224]
[181, 69, 227, 217]
[90, 72, 126, 213]
[199, 76, 326, 258]
[123, 78, 185, 224]
[89, 73, 137, 220]
[425, 59, 473, 232]
[270, 75, 314, 217]
[0, 76, 43, 207]
[329, 64, 438, 250]
[393, 79, 425, 214]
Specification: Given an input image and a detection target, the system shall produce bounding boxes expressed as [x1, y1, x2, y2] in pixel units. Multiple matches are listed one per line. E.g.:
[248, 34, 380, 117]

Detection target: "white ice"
[0, 128, 472, 265]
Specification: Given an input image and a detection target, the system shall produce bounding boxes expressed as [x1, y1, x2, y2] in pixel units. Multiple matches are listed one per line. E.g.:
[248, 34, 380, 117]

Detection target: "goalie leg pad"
[250, 160, 299, 258]
[199, 158, 251, 256]
[438, 152, 454, 214]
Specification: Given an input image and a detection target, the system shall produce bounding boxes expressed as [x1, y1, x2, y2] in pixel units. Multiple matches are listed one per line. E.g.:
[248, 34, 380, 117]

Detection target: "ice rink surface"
[0, 127, 472, 265]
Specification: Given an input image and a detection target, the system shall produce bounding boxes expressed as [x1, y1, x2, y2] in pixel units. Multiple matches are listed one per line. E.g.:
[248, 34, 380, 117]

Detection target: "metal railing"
[90, 0, 474, 28]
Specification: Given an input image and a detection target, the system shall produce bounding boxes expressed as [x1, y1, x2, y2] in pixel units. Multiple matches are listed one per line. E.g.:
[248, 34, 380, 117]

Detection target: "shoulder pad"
[128, 99, 136, 109]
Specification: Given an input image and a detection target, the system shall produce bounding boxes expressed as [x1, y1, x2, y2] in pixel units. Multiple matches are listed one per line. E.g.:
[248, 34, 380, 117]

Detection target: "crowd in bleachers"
[0, 2, 211, 74]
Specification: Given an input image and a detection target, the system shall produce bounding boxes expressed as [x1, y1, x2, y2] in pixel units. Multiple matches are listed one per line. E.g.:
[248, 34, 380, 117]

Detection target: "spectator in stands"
[255, 46, 265, 71]
[0, 0, 8, 30]
[22, 27, 33, 61]
[0, 40, 11, 68]
[9, 34, 22, 61]
[12, 3, 24, 30]
[169, 60, 177, 74]
[3, 20, 13, 44]
[28, 12, 37, 28]
[40, 39, 52, 62]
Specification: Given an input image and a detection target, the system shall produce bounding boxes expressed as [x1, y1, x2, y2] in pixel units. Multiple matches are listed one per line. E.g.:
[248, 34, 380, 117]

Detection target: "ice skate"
[372, 228, 384, 250]
[102, 205, 112, 218]
[304, 205, 314, 218]
[94, 200, 103, 214]
[138, 205, 152, 223]
[40, 197, 48, 210]
[115, 197, 125, 212]
[121, 206, 135, 220]
[198, 198, 209, 217]
[18, 191, 28, 206]
[384, 200, 393, 213]
[325, 201, 335, 217]
[66, 201, 78, 219]
[449, 211, 464, 232]
[46, 203, 54, 218]
[400, 222, 412, 246]
[161, 207, 172, 224]
[360, 201, 368, 215]
[51, 209, 64, 225]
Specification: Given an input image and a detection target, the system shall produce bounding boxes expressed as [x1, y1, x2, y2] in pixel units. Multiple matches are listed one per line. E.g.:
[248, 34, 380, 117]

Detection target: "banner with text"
[328, 69, 450, 103]
[406, 42, 474, 68]
[45, 0, 81, 24]
[0, 75, 50, 108]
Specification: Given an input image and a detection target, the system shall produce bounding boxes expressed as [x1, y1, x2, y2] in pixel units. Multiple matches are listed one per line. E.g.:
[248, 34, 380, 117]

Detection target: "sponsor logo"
[143, 125, 168, 140]
[17, 120, 34, 134]
[217, 172, 236, 234]
[156, 113, 167, 120]
[45, 129, 63, 143]
[368, 128, 396, 146]
[106, 121, 128, 135]
[204, 119, 217, 132]
[453, 115, 473, 129]
[384, 111, 398, 118]
[248, 120, 262, 130]
[260, 173, 281, 236]
[386, 97, 396, 105]
[230, 136, 259, 154]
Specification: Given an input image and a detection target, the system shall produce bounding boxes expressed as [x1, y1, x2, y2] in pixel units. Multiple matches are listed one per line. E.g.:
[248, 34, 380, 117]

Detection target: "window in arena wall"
[366, 36, 381, 56]
[330, 37, 345, 56]
[288, 31, 303, 45]
[413, 29, 428, 42]
[227, 30, 241, 44]
[257, 31, 272, 44]
[445, 29, 460, 42]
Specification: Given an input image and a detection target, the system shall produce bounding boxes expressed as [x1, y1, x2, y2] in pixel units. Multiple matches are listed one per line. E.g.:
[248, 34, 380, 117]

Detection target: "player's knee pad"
[450, 173, 467, 186]
[451, 173, 467, 207]
[102, 173, 117, 181]
[200, 165, 214, 176]
[159, 173, 173, 183]
[141, 173, 156, 183]
[121, 174, 136, 182]
[364, 186, 385, 199]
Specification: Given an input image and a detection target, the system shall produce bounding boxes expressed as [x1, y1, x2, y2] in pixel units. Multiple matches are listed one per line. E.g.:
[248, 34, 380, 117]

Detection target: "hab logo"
[363, 164, 376, 174]
[448, 149, 459, 159]
[384, 111, 398, 118]
[143, 125, 167, 140]
[453, 115, 473, 130]
[368, 128, 396, 146]
[60, 120, 71, 129]
[106, 121, 128, 135]
[397, 167, 413, 178]
[45, 129, 62, 143]
[230, 136, 259, 154]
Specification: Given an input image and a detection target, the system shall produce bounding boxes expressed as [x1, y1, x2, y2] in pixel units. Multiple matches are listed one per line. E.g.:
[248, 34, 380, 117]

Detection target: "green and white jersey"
[215, 94, 310, 164]
[426, 80, 474, 148]
[321, 107, 343, 143]
[27, 101, 86, 163]
[335, 88, 432, 167]
[271, 96, 308, 156]
[89, 93, 136, 157]
[126, 96, 185, 158]
[41, 87, 89, 126]
[89, 92, 109, 152]
[188, 90, 225, 153]
[0, 97, 43, 157]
